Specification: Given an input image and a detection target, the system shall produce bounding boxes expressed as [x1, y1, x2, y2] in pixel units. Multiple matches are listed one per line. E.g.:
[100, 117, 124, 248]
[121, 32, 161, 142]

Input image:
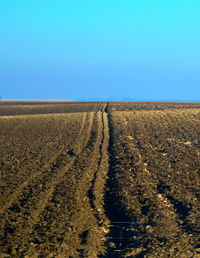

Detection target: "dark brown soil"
[0, 102, 199, 257]
[104, 107, 200, 257]
[0, 101, 103, 116]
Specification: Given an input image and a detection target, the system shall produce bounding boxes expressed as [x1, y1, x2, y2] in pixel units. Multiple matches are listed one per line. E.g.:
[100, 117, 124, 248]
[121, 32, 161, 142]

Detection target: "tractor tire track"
[21, 107, 107, 257]
[29, 104, 110, 257]
[21, 112, 94, 226]
[76, 105, 110, 256]
[0, 112, 88, 215]
[0, 112, 95, 255]
[59, 111, 106, 257]
[50, 106, 110, 257]
[87, 104, 109, 222]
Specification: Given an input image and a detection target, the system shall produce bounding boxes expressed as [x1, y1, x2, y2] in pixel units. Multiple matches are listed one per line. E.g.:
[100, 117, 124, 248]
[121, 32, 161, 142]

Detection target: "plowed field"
[0, 102, 199, 257]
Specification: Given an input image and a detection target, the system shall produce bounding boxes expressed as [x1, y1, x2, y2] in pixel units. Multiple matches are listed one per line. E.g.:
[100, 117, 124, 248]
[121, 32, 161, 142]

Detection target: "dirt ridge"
[0, 113, 88, 215]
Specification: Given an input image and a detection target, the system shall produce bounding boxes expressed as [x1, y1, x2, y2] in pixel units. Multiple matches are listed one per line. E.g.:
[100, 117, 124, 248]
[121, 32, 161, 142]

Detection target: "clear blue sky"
[1, 0, 200, 101]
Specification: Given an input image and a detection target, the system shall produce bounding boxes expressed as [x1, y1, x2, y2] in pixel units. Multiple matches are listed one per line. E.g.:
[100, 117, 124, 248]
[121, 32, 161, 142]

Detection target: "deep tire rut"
[87, 104, 109, 222]
[74, 104, 110, 257]
[103, 105, 138, 257]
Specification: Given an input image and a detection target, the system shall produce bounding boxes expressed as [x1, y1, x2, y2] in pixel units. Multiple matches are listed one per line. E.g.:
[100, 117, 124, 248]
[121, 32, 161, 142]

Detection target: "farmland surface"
[0, 101, 200, 257]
